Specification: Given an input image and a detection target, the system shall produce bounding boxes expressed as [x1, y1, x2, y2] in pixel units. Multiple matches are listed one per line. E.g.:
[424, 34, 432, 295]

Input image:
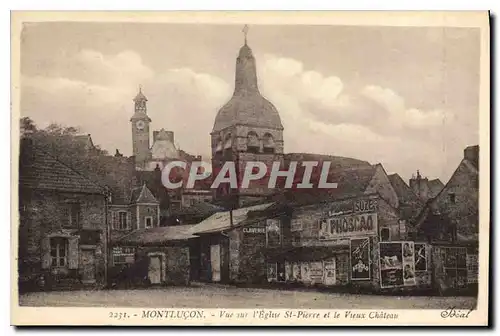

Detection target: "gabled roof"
[130, 184, 158, 204]
[116, 225, 197, 245]
[388, 173, 421, 205]
[73, 134, 95, 150]
[191, 202, 274, 235]
[19, 140, 106, 194]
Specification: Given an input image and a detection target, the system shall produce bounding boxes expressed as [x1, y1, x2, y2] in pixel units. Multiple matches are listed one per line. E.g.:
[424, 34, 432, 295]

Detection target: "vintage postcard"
[11, 11, 490, 326]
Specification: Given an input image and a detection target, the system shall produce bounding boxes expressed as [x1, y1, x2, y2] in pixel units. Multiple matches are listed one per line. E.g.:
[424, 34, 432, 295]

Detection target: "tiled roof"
[191, 202, 274, 235]
[428, 178, 445, 197]
[284, 153, 371, 170]
[282, 165, 377, 206]
[130, 184, 158, 204]
[116, 225, 197, 245]
[388, 173, 421, 204]
[73, 134, 95, 149]
[19, 141, 106, 194]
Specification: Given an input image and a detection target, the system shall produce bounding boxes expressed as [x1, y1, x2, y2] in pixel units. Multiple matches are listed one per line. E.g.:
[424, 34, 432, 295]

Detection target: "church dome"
[212, 42, 283, 133]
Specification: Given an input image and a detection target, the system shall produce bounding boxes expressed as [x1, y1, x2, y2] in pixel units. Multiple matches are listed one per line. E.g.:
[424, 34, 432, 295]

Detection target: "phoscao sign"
[319, 212, 378, 240]
[243, 227, 266, 234]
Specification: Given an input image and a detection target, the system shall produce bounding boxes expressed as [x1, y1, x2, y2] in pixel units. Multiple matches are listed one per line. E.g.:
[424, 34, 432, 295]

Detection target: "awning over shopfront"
[265, 245, 349, 263]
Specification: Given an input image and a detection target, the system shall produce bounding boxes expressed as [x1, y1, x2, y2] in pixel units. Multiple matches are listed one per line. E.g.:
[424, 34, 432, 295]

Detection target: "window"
[223, 134, 232, 150]
[467, 253, 478, 284]
[62, 202, 80, 228]
[291, 218, 302, 232]
[145, 216, 153, 229]
[112, 211, 129, 230]
[247, 132, 260, 153]
[443, 247, 467, 288]
[266, 219, 282, 247]
[449, 193, 456, 204]
[380, 227, 390, 242]
[119, 212, 128, 230]
[263, 133, 275, 153]
[50, 237, 68, 267]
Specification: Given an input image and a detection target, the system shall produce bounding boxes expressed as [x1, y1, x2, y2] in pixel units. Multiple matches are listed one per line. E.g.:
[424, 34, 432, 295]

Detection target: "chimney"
[464, 145, 479, 164]
[153, 131, 159, 142]
[166, 131, 174, 144]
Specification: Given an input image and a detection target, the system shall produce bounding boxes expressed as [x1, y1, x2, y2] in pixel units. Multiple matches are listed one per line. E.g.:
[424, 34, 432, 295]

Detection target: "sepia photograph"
[10, 11, 490, 326]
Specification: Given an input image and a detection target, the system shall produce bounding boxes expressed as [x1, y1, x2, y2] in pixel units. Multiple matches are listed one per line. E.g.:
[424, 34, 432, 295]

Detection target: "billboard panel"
[320, 213, 377, 240]
[350, 237, 371, 280]
[379, 241, 417, 288]
[379, 242, 403, 288]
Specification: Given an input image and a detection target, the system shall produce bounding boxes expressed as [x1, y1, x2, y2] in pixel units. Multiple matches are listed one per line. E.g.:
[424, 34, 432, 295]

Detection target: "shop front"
[264, 194, 431, 292]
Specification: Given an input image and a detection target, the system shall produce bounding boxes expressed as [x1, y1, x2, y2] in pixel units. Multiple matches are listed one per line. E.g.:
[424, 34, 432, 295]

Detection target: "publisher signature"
[440, 307, 473, 318]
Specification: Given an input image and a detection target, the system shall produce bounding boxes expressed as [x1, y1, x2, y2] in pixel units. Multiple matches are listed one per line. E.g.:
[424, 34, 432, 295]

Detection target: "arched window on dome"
[223, 134, 233, 155]
[224, 134, 232, 149]
[247, 131, 260, 154]
[263, 133, 275, 154]
[215, 137, 223, 153]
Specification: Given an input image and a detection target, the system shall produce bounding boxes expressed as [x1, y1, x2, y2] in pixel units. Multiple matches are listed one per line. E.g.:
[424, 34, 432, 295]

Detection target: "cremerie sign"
[243, 227, 266, 234]
[320, 199, 378, 240]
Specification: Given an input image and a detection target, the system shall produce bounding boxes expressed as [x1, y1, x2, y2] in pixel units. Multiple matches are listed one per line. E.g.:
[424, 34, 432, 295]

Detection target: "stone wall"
[18, 189, 107, 286]
[432, 160, 479, 241]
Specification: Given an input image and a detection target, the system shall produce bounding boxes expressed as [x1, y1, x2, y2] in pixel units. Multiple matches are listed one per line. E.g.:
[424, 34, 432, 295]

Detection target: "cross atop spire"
[242, 24, 249, 45]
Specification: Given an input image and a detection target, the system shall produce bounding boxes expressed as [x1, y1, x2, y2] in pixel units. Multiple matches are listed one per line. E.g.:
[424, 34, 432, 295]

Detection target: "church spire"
[234, 25, 259, 95]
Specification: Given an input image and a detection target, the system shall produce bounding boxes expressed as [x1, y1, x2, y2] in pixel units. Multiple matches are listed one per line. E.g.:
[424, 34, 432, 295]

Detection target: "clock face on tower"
[135, 120, 145, 130]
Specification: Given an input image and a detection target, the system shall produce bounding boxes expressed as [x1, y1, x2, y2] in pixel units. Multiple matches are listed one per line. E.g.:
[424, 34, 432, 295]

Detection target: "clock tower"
[130, 86, 151, 168]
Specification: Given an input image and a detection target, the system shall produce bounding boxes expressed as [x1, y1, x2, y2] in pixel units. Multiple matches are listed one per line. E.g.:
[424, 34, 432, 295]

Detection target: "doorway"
[210, 244, 221, 282]
[323, 258, 336, 286]
[148, 255, 163, 284]
[80, 249, 96, 284]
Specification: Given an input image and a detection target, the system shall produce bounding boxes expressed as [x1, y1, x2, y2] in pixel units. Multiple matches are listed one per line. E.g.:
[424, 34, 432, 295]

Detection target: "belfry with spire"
[211, 25, 285, 207]
[130, 86, 182, 171]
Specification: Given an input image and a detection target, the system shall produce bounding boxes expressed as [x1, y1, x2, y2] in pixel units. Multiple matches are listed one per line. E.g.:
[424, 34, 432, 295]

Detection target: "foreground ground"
[19, 284, 476, 309]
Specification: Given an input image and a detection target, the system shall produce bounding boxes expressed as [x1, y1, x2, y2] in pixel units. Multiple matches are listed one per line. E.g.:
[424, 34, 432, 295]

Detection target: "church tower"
[130, 87, 151, 168]
[211, 26, 284, 207]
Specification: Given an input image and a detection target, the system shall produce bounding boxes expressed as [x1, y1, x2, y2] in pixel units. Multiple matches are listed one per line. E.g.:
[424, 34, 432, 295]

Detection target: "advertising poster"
[350, 237, 371, 280]
[319, 213, 378, 240]
[323, 259, 336, 286]
[310, 261, 323, 284]
[300, 262, 311, 284]
[292, 262, 301, 282]
[266, 262, 277, 282]
[379, 242, 403, 288]
[414, 243, 427, 271]
[284, 261, 292, 281]
[402, 242, 416, 286]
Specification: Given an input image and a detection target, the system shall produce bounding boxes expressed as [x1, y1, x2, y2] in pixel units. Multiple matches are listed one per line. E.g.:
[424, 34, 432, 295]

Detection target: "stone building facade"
[18, 139, 108, 290]
[413, 145, 479, 293]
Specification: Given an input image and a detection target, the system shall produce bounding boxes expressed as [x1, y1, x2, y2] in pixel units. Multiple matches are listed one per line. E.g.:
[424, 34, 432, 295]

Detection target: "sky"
[19, 22, 480, 183]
